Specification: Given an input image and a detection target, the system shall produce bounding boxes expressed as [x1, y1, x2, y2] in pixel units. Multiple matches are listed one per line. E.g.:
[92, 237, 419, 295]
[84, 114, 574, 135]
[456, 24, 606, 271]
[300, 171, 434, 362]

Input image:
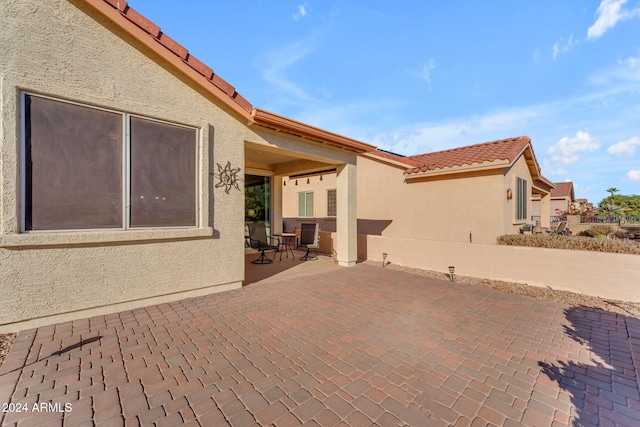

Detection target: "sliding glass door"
[245, 174, 271, 235]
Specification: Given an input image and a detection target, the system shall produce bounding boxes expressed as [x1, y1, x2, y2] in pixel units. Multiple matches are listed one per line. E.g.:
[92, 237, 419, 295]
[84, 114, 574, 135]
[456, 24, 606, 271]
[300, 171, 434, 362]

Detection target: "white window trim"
[19, 92, 201, 234]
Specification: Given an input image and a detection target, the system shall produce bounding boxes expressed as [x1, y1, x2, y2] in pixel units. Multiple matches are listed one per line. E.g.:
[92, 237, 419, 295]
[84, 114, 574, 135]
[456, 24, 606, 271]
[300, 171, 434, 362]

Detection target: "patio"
[1, 264, 640, 426]
[243, 250, 341, 287]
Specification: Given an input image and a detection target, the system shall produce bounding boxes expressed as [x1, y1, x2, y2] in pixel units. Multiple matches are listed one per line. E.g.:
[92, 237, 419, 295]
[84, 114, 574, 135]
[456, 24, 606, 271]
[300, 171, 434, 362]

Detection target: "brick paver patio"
[1, 264, 640, 426]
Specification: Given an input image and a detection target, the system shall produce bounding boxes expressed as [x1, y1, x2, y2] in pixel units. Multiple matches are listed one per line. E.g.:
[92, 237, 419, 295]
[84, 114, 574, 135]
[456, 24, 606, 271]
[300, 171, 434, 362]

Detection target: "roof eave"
[251, 108, 375, 154]
[82, 0, 253, 121]
[361, 152, 420, 169]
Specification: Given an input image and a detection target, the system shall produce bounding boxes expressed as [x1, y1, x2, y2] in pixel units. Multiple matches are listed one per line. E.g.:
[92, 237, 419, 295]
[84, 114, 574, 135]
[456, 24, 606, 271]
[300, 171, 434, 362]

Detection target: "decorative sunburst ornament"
[213, 161, 241, 194]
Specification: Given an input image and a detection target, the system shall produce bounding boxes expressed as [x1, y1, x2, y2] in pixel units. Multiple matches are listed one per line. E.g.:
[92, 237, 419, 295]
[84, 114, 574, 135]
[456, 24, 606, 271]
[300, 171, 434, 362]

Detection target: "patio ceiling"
[245, 142, 338, 176]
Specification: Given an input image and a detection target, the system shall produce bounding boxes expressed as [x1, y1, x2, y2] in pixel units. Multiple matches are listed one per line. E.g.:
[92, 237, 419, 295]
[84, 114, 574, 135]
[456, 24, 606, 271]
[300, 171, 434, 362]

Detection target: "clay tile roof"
[367, 149, 426, 168]
[551, 182, 574, 198]
[100, 0, 252, 113]
[404, 136, 531, 174]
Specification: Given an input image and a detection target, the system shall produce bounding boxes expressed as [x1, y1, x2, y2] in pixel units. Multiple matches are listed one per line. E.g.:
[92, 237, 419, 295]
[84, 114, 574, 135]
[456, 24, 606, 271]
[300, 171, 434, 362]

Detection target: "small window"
[22, 93, 197, 231]
[327, 189, 337, 217]
[297, 191, 314, 218]
[516, 177, 528, 221]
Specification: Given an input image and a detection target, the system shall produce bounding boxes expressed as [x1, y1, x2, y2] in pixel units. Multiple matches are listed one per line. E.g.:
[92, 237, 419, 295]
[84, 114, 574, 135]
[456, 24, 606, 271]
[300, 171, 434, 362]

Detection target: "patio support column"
[272, 175, 283, 234]
[540, 193, 551, 228]
[336, 163, 357, 267]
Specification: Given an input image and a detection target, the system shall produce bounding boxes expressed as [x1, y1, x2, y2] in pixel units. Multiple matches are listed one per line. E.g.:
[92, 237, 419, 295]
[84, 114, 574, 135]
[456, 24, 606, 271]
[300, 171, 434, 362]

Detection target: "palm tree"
[598, 203, 625, 216]
[606, 187, 619, 197]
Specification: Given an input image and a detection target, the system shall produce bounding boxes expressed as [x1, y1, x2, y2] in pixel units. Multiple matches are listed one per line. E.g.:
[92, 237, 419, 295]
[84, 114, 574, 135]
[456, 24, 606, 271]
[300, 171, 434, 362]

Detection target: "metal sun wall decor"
[213, 161, 241, 194]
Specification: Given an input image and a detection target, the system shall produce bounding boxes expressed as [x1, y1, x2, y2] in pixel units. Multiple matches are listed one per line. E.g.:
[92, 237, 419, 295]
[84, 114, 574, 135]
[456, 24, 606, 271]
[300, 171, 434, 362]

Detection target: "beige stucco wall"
[364, 235, 640, 302]
[0, 0, 252, 331]
[533, 197, 571, 220]
[502, 154, 534, 233]
[282, 154, 541, 245]
[282, 172, 338, 226]
[357, 156, 507, 244]
[551, 197, 571, 215]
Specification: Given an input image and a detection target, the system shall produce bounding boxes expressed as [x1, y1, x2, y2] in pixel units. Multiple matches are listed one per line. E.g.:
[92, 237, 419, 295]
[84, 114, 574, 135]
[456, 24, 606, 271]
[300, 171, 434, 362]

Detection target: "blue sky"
[129, 0, 640, 204]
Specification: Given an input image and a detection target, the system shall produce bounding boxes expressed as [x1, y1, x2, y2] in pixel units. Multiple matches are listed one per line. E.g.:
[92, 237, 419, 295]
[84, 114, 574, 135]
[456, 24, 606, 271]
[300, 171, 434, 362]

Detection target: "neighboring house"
[575, 198, 593, 211]
[283, 136, 555, 246]
[0, 0, 373, 331]
[532, 181, 576, 220]
[550, 182, 576, 214]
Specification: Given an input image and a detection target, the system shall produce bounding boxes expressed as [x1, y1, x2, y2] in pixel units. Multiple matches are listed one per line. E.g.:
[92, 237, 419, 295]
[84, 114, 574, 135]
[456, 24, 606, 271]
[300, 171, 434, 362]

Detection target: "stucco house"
[0, 0, 374, 332]
[550, 182, 576, 213]
[532, 181, 579, 222]
[283, 136, 555, 248]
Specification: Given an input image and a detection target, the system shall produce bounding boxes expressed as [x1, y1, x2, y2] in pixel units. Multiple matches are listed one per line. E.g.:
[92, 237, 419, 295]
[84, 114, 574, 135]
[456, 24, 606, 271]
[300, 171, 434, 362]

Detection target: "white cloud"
[548, 167, 568, 176]
[617, 56, 640, 80]
[587, 0, 640, 40]
[260, 36, 320, 108]
[533, 48, 540, 63]
[626, 169, 640, 181]
[417, 59, 436, 88]
[293, 4, 308, 21]
[368, 105, 547, 155]
[547, 131, 599, 164]
[552, 34, 579, 60]
[606, 136, 640, 156]
[588, 55, 640, 88]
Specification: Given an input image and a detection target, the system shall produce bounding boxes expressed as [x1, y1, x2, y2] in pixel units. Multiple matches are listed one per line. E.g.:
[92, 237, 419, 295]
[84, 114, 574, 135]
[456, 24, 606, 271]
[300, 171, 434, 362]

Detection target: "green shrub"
[496, 234, 640, 254]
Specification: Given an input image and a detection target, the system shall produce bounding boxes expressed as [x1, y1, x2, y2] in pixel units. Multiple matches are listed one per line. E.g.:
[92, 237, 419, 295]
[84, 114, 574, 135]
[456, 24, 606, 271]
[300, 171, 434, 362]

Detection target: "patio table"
[273, 233, 297, 261]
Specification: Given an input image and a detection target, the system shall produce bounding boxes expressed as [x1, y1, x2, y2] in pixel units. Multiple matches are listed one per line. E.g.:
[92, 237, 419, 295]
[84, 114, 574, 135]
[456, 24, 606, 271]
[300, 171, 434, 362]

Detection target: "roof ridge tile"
[404, 136, 531, 175]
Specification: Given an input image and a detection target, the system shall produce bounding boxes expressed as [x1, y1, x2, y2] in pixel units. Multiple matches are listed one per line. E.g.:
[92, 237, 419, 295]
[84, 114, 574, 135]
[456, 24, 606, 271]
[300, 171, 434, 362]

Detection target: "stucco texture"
[283, 154, 539, 245]
[357, 156, 512, 244]
[365, 234, 640, 302]
[0, 0, 247, 330]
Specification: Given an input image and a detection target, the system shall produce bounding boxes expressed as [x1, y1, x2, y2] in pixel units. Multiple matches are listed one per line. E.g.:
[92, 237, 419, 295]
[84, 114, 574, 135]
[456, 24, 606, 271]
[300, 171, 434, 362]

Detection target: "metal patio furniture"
[298, 223, 320, 261]
[246, 222, 280, 264]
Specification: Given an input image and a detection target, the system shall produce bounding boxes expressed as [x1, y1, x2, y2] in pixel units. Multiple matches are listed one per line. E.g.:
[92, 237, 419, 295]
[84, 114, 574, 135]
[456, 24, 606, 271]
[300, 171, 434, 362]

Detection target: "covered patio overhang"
[531, 183, 553, 228]
[245, 109, 375, 269]
[524, 145, 556, 229]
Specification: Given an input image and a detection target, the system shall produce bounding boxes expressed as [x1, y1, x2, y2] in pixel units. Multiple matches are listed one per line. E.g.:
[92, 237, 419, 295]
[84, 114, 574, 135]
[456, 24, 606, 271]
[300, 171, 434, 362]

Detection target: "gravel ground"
[363, 260, 640, 318]
[2, 262, 639, 368]
[0, 333, 16, 368]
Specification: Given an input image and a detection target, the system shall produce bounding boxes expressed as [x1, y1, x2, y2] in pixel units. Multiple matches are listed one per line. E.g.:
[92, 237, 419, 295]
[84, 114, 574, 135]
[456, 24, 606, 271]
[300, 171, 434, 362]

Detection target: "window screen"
[25, 95, 123, 230]
[130, 117, 196, 227]
[22, 94, 198, 231]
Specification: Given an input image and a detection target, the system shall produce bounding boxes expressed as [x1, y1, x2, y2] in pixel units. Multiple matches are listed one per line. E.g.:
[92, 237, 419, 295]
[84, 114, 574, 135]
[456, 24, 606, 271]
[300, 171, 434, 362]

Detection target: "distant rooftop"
[405, 136, 532, 174]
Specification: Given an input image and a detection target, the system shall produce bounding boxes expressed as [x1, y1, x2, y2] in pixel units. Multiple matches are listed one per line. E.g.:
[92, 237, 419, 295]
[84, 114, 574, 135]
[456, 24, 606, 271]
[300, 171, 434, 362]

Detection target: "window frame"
[515, 176, 528, 222]
[20, 92, 200, 233]
[297, 191, 315, 218]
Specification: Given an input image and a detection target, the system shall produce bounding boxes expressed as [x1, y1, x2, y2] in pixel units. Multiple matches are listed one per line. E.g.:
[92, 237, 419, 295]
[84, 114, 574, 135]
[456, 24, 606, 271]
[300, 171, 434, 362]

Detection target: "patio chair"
[551, 221, 568, 235]
[246, 222, 279, 264]
[298, 223, 319, 261]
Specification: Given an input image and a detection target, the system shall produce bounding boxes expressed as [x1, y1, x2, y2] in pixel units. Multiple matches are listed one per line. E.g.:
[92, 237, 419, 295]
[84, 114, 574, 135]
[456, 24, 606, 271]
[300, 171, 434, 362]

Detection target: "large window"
[327, 189, 337, 217]
[516, 177, 528, 221]
[22, 93, 197, 231]
[297, 191, 314, 218]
